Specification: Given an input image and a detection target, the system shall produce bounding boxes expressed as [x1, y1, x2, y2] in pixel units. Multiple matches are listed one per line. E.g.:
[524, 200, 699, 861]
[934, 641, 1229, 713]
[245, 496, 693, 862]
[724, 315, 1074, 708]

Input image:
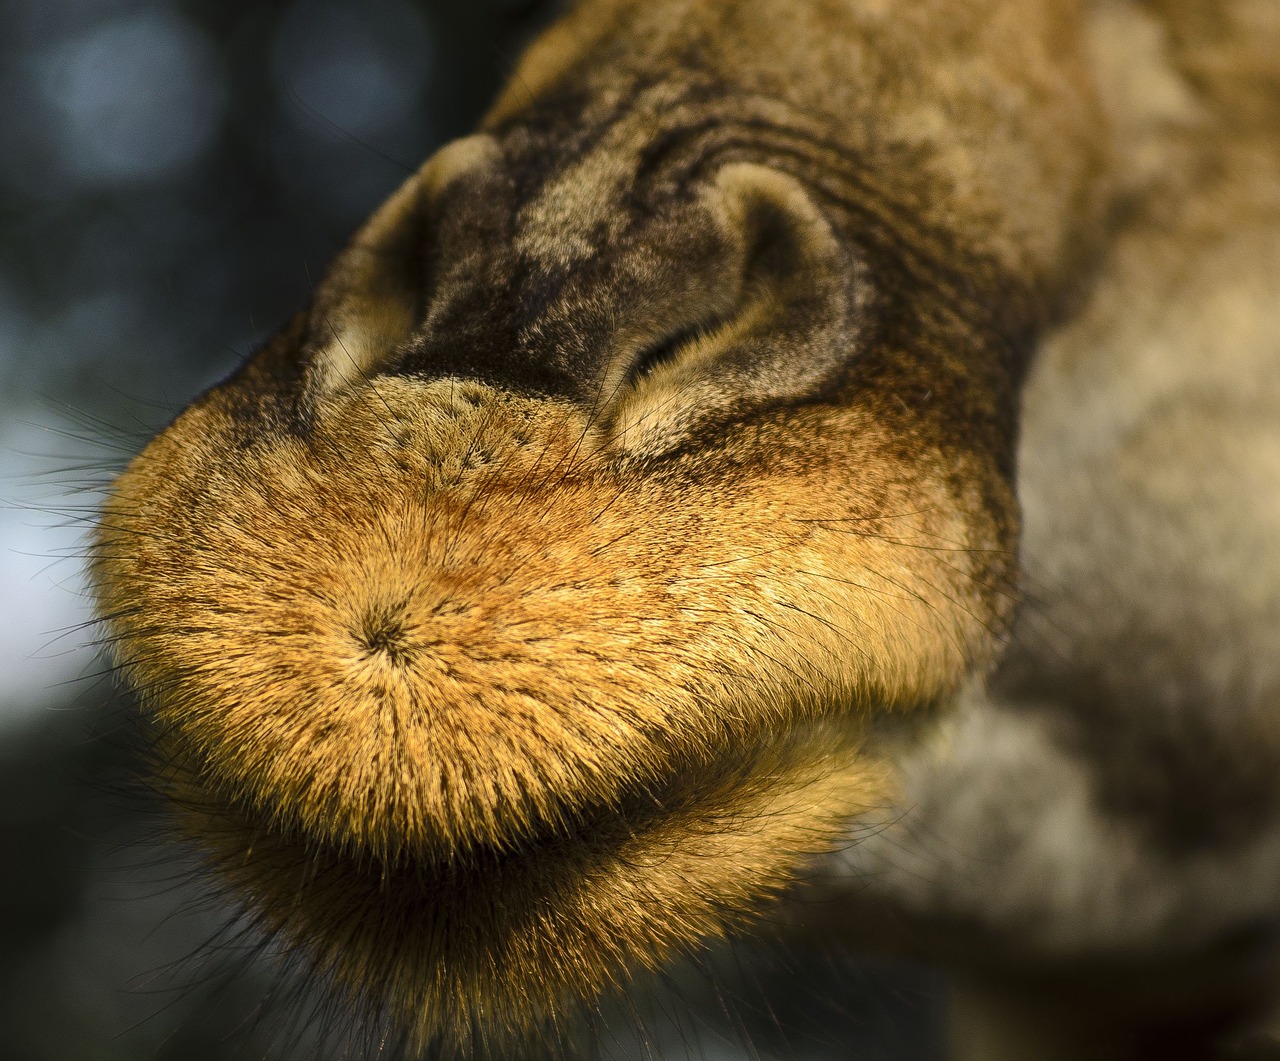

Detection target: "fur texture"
[91, 0, 1279, 1054]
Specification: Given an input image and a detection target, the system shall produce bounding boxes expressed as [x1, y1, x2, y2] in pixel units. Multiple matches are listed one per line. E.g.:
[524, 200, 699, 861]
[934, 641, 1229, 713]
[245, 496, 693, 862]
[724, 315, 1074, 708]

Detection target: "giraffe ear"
[609, 163, 859, 452]
[306, 135, 501, 395]
[711, 161, 846, 294]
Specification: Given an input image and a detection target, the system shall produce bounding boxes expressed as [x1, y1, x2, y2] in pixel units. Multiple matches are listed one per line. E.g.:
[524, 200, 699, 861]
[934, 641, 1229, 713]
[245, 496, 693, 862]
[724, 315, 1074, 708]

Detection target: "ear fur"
[713, 161, 844, 287]
[609, 163, 856, 453]
[307, 134, 501, 395]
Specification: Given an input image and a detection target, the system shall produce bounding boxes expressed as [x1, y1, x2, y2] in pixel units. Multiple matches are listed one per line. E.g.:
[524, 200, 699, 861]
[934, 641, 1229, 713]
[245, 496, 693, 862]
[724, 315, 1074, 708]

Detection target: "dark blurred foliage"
[0, 1, 944, 1057]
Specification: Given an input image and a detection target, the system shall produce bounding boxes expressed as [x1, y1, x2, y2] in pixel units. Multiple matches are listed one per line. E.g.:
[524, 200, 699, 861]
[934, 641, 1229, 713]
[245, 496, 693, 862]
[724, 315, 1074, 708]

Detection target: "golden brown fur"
[91, 0, 1280, 1055]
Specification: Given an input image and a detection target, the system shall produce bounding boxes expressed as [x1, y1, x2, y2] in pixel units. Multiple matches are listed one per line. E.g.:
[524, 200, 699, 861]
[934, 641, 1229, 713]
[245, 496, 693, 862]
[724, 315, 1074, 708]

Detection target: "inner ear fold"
[619, 163, 851, 392]
[609, 166, 857, 453]
[306, 135, 501, 396]
[713, 162, 845, 299]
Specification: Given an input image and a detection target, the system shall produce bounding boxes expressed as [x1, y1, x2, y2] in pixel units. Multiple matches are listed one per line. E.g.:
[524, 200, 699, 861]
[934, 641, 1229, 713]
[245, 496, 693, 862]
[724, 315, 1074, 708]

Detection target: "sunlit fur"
[92, 0, 1279, 1055]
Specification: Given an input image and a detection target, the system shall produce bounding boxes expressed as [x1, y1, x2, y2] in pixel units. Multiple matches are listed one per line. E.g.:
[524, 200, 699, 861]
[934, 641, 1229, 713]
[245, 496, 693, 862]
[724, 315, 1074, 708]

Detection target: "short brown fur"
[92, 0, 1280, 1055]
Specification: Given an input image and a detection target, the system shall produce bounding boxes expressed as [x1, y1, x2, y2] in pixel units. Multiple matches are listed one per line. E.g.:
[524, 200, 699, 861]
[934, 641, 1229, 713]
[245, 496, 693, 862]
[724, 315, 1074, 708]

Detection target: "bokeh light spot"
[272, 0, 432, 140]
[37, 10, 227, 185]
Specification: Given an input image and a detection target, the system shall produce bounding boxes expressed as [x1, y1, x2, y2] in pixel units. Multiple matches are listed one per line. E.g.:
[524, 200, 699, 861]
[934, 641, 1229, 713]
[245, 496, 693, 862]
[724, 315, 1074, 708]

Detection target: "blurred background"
[0, 0, 944, 1057]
